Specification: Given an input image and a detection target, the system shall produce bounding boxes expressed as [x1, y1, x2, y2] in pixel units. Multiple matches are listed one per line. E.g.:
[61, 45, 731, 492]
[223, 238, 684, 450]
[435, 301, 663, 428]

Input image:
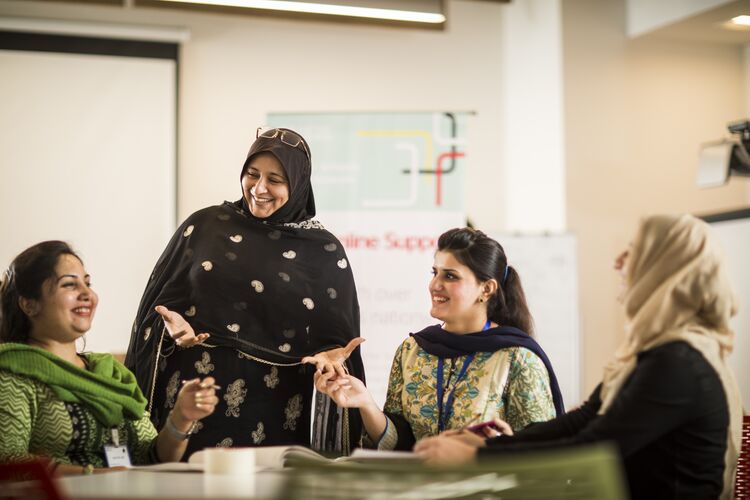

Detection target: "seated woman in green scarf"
[0, 241, 219, 475]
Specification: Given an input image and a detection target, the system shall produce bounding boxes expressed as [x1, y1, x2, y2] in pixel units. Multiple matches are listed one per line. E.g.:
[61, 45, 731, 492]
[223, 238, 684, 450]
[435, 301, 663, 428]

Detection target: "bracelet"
[164, 411, 197, 440]
[82, 463, 94, 475]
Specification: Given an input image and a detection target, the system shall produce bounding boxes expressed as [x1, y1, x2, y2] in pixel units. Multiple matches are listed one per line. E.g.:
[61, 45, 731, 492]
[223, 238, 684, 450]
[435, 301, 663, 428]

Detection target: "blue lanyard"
[435, 320, 490, 432]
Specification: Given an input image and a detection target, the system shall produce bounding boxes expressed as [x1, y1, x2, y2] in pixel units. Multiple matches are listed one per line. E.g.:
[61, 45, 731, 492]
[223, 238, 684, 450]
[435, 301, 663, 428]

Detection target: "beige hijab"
[599, 214, 743, 499]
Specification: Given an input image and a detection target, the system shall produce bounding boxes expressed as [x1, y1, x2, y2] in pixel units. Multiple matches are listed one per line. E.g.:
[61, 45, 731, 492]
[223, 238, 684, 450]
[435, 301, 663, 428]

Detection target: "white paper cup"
[203, 448, 256, 497]
[203, 447, 256, 475]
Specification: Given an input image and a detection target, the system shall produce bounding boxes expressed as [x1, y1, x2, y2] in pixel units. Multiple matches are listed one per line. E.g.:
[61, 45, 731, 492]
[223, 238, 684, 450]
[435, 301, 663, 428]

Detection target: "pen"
[182, 379, 221, 390]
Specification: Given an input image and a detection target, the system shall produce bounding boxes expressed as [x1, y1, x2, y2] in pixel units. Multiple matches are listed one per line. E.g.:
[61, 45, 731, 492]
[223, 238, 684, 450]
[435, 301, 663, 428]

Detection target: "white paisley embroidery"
[282, 219, 326, 230]
[264, 366, 280, 389]
[224, 379, 247, 417]
[283, 394, 303, 431]
[216, 438, 233, 447]
[252, 422, 266, 445]
[165, 371, 180, 409]
[194, 351, 215, 375]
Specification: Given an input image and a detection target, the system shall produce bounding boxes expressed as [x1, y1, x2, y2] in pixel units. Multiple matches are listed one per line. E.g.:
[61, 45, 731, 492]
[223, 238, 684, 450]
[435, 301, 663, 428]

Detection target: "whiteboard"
[492, 233, 580, 407]
[706, 212, 750, 409]
[0, 43, 176, 354]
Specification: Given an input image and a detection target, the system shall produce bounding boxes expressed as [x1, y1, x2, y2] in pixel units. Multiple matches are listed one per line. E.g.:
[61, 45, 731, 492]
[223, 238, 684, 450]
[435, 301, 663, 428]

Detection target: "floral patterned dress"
[373, 336, 555, 450]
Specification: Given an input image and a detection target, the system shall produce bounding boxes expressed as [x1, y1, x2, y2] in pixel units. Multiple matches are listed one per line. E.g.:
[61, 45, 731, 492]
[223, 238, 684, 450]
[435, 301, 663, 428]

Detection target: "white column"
[499, 0, 565, 232]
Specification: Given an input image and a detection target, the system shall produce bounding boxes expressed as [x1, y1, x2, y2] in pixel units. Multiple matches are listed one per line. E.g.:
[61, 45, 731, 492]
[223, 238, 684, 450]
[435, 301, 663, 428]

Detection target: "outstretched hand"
[155, 305, 210, 348]
[301, 337, 365, 377]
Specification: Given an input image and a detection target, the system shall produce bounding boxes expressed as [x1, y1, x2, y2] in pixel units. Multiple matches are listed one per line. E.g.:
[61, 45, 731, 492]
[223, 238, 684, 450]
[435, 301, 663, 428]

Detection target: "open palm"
[155, 305, 210, 347]
[302, 337, 365, 376]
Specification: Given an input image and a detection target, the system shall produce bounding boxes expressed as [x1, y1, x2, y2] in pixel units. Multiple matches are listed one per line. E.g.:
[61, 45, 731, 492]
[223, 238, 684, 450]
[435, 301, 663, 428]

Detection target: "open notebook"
[187, 446, 419, 471]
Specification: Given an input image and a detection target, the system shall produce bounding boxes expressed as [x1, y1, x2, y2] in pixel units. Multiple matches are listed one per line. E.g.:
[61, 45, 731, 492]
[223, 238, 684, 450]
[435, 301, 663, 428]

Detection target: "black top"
[479, 341, 729, 499]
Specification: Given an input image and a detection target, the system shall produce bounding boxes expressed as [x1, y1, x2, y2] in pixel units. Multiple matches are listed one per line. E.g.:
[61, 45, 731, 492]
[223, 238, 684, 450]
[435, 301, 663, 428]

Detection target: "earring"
[21, 306, 37, 317]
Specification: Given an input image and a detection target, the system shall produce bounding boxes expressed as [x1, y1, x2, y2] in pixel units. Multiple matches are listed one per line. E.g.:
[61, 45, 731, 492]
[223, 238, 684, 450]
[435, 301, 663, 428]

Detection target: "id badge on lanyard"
[103, 428, 132, 467]
[436, 354, 475, 432]
[435, 320, 490, 432]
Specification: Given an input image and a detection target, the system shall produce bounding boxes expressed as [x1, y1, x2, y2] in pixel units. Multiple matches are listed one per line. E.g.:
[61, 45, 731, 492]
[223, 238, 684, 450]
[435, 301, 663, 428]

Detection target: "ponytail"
[488, 265, 534, 336]
[437, 228, 535, 336]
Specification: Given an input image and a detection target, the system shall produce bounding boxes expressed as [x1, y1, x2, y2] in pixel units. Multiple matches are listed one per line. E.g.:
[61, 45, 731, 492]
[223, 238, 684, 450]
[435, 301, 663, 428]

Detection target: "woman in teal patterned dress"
[0, 241, 218, 474]
[315, 228, 564, 450]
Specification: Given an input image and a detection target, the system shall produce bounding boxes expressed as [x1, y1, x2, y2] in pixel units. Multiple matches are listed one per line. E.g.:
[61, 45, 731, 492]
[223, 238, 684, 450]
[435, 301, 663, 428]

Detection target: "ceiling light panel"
[144, 0, 445, 25]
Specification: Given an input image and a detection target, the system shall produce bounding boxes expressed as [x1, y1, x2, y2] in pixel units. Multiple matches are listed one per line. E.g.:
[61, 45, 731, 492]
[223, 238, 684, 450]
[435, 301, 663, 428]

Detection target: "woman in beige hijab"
[415, 214, 743, 500]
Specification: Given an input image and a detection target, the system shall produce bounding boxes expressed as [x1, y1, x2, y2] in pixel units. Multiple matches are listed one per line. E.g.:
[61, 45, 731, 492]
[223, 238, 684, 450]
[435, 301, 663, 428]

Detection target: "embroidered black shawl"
[125, 131, 364, 453]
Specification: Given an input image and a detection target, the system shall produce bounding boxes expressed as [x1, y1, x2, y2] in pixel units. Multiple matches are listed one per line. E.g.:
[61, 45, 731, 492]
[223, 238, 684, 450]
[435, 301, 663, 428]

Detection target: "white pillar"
[500, 0, 565, 232]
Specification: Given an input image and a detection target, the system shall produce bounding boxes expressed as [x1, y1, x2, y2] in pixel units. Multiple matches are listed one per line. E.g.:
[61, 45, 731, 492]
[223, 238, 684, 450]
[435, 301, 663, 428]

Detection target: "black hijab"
[241, 128, 316, 224]
[411, 324, 565, 417]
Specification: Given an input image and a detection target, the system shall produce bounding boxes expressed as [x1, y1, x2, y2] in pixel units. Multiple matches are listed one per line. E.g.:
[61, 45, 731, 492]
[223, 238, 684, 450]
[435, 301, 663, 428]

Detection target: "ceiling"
[638, 0, 750, 45]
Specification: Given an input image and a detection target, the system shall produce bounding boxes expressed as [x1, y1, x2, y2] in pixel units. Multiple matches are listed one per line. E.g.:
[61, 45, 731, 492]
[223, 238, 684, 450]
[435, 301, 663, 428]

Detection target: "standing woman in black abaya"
[125, 128, 364, 458]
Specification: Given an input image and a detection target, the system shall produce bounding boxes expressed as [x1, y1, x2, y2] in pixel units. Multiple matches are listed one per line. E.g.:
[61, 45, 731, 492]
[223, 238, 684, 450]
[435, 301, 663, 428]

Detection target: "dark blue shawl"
[411, 324, 565, 417]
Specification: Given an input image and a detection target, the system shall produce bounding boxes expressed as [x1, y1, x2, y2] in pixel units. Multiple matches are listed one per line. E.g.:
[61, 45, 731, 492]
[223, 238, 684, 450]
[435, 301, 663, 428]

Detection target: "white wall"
[0, 0, 565, 235]
[565, 0, 748, 393]
[709, 216, 750, 409]
[0, 49, 176, 353]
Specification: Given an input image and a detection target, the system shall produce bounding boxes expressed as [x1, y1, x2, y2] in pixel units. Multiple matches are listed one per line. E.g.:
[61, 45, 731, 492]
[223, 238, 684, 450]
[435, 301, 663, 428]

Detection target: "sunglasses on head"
[256, 127, 310, 161]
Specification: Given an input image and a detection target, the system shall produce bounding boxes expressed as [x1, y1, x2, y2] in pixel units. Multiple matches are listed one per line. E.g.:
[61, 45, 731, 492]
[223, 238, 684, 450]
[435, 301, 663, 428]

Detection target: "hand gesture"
[155, 305, 209, 347]
[301, 337, 365, 376]
[454, 418, 512, 439]
[484, 418, 513, 437]
[440, 429, 488, 447]
[413, 434, 479, 465]
[173, 377, 219, 423]
[313, 371, 373, 409]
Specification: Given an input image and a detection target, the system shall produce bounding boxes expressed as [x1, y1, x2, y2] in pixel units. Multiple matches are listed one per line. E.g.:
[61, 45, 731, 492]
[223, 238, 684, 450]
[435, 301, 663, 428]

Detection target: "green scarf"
[0, 343, 147, 427]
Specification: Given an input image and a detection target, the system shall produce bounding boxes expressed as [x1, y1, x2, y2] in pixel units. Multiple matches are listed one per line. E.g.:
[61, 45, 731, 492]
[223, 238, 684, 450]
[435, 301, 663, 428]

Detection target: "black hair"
[0, 240, 80, 343]
[437, 227, 534, 335]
